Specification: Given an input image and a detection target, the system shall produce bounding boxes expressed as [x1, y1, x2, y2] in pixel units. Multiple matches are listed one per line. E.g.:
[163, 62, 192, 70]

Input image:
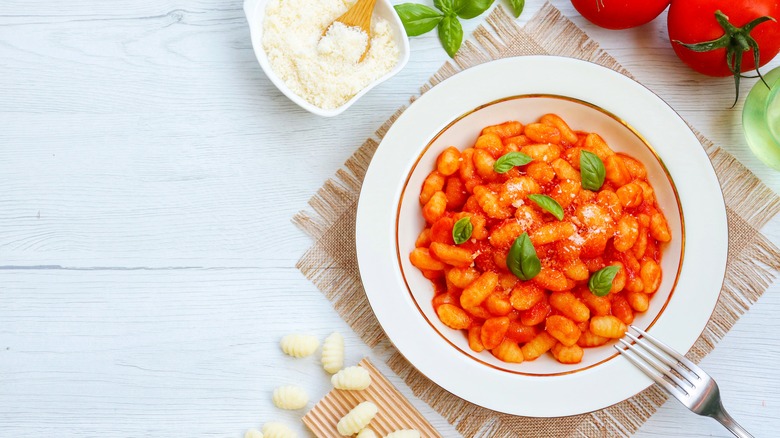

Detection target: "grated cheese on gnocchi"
[410, 114, 672, 365]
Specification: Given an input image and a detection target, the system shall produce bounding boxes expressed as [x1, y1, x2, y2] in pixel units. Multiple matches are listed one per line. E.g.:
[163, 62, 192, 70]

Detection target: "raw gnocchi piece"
[321, 332, 345, 374]
[385, 430, 421, 438]
[337, 401, 378, 436]
[262, 422, 296, 438]
[331, 365, 371, 390]
[356, 429, 379, 438]
[272, 385, 308, 410]
[244, 428, 264, 438]
[357, 429, 378, 438]
[280, 334, 319, 358]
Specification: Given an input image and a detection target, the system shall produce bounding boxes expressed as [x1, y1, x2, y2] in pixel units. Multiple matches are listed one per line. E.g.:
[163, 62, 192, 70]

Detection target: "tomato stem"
[674, 10, 777, 107]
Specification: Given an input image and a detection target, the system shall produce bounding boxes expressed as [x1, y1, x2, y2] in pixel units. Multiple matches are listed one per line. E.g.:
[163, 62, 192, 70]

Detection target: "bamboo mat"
[293, 3, 780, 437]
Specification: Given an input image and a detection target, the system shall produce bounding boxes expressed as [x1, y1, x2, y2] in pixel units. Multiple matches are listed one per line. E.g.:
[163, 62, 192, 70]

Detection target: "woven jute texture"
[294, 3, 780, 437]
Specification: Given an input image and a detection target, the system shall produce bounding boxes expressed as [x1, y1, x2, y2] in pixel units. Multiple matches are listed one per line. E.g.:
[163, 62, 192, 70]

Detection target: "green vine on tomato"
[667, 0, 780, 106]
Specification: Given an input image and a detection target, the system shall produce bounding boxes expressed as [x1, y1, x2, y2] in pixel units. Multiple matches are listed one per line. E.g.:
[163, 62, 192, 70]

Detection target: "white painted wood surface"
[0, 1, 778, 437]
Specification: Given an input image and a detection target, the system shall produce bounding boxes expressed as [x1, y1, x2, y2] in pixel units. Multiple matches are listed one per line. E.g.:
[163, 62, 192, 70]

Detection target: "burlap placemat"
[294, 3, 780, 437]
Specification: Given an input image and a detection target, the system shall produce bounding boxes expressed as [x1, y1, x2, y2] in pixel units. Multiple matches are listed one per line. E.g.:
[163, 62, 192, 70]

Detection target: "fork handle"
[712, 406, 754, 438]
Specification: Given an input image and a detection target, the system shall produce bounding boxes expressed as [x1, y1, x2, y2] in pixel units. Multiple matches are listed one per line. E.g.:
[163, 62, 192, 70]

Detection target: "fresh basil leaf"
[580, 150, 606, 191]
[588, 265, 621, 297]
[438, 14, 463, 58]
[528, 194, 564, 221]
[434, 0, 455, 14]
[394, 3, 444, 37]
[452, 217, 473, 244]
[493, 151, 533, 173]
[507, 0, 525, 18]
[454, 0, 494, 19]
[506, 233, 541, 281]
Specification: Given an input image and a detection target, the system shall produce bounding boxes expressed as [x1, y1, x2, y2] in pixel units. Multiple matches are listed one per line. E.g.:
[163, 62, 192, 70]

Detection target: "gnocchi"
[411, 114, 671, 365]
[357, 429, 379, 438]
[262, 422, 297, 438]
[331, 365, 371, 390]
[280, 334, 319, 358]
[321, 332, 345, 374]
[337, 401, 379, 436]
[272, 385, 308, 410]
[245, 428, 264, 438]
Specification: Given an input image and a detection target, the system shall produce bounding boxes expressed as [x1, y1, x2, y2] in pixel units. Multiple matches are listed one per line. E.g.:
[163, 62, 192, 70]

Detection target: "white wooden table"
[1, 1, 778, 436]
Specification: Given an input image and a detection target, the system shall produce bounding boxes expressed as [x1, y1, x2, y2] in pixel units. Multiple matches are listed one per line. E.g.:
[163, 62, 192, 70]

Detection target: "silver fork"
[615, 325, 753, 438]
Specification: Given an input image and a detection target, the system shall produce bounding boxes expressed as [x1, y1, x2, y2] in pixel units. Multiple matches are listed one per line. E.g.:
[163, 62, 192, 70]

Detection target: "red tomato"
[571, 0, 671, 30]
[667, 1, 780, 77]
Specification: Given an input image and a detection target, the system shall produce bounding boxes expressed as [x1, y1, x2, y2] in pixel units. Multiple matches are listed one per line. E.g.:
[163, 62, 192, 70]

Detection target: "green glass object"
[743, 66, 780, 170]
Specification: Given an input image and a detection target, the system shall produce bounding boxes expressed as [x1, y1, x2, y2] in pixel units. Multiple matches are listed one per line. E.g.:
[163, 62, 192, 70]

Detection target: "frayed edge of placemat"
[293, 3, 780, 437]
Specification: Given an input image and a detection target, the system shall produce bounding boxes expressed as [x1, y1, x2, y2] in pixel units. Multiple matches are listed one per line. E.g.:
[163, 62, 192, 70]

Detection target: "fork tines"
[614, 325, 705, 398]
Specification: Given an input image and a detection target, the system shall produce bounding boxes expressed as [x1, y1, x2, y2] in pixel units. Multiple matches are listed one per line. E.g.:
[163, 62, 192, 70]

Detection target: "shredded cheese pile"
[263, 0, 400, 110]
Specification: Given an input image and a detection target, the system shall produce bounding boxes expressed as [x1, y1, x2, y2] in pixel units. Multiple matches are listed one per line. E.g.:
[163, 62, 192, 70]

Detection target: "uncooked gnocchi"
[261, 422, 296, 438]
[280, 334, 319, 358]
[337, 401, 378, 436]
[331, 365, 371, 390]
[356, 428, 378, 438]
[272, 385, 308, 410]
[321, 332, 345, 374]
[244, 428, 264, 438]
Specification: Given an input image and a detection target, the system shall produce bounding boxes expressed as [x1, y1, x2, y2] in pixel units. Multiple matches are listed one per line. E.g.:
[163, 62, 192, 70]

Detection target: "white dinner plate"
[355, 56, 727, 417]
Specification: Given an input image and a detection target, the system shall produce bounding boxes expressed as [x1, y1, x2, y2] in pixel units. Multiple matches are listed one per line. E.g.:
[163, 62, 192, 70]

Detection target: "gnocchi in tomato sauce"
[409, 114, 671, 365]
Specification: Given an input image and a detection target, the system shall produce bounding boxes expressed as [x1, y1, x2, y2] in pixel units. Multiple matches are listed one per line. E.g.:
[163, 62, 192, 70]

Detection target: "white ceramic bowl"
[243, 0, 410, 117]
[355, 56, 728, 416]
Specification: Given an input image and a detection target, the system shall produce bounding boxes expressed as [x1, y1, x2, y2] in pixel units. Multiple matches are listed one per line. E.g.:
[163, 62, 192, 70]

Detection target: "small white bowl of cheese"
[244, 0, 410, 117]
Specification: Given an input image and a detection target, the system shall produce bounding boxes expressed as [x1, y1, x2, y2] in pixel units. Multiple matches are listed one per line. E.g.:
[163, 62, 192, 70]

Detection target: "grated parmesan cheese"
[262, 0, 400, 110]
